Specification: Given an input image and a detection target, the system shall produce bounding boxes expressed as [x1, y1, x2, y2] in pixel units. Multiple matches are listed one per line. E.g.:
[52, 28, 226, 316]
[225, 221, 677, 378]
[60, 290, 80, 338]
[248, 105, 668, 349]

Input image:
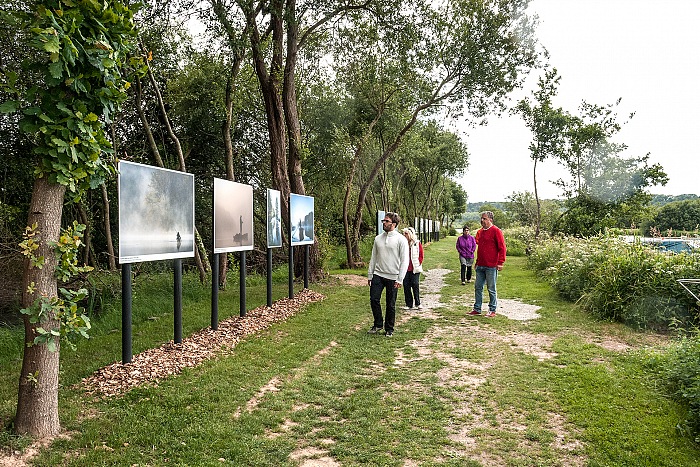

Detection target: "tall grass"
[528, 235, 700, 330]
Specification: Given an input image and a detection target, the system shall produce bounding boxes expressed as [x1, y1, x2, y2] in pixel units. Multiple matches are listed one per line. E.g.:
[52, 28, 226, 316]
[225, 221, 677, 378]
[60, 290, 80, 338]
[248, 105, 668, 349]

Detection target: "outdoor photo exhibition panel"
[290, 194, 315, 246]
[289, 194, 315, 297]
[118, 160, 195, 263]
[267, 189, 283, 249]
[377, 210, 386, 235]
[263, 189, 283, 307]
[213, 178, 254, 253]
[210, 178, 255, 326]
[118, 161, 195, 363]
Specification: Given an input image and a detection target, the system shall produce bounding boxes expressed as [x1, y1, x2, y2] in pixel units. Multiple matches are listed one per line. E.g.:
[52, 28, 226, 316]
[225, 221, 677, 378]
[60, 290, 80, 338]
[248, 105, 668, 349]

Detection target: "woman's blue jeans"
[473, 265, 498, 312]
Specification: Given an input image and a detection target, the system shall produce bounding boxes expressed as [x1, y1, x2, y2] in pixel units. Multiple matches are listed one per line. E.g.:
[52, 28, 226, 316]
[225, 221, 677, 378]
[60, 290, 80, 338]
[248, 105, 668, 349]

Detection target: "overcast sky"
[456, 0, 700, 203]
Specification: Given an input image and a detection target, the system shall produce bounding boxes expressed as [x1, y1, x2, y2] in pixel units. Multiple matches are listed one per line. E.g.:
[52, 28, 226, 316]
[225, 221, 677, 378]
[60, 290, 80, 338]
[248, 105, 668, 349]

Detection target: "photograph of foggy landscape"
[213, 178, 254, 253]
[118, 161, 195, 263]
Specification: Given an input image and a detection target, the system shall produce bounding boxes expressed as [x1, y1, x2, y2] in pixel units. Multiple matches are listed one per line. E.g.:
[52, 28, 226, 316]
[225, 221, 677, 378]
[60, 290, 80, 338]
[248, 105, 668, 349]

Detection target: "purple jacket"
[456, 234, 476, 259]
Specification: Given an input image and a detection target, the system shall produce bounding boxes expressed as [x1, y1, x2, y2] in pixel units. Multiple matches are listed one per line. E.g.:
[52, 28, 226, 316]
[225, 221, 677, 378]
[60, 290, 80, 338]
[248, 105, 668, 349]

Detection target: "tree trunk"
[77, 202, 95, 267]
[140, 62, 210, 280]
[15, 177, 65, 437]
[533, 155, 541, 239]
[246, 0, 291, 226]
[101, 183, 117, 271]
[135, 75, 164, 168]
[218, 57, 245, 288]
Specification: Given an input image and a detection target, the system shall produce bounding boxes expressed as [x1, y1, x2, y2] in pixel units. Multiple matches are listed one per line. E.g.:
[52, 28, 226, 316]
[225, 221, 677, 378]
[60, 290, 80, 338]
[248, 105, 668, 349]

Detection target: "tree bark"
[101, 183, 117, 271]
[140, 60, 210, 280]
[244, 0, 291, 225]
[135, 75, 164, 168]
[77, 201, 96, 267]
[15, 177, 65, 437]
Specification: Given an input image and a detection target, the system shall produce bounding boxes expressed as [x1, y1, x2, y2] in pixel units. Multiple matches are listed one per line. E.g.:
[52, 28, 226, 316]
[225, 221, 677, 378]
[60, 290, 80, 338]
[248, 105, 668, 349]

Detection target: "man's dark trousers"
[370, 275, 397, 333]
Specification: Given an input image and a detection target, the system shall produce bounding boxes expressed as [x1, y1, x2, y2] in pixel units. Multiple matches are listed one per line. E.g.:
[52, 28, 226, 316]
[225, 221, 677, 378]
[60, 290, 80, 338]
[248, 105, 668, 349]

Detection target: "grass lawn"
[1, 236, 698, 465]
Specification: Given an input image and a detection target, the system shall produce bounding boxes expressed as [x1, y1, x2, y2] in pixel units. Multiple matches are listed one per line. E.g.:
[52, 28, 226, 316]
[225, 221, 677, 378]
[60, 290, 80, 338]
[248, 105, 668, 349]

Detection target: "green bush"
[527, 235, 700, 330]
[646, 334, 700, 442]
[502, 226, 536, 257]
[526, 236, 565, 276]
[581, 246, 700, 330]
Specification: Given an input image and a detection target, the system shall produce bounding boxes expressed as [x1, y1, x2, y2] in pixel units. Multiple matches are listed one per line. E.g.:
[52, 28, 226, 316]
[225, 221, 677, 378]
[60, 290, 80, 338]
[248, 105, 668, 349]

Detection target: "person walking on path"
[456, 226, 476, 285]
[367, 212, 409, 337]
[470, 211, 506, 318]
[401, 227, 424, 310]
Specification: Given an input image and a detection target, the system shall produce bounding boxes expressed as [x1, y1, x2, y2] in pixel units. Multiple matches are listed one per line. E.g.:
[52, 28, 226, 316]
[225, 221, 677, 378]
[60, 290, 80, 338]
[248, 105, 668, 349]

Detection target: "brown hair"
[385, 212, 401, 225]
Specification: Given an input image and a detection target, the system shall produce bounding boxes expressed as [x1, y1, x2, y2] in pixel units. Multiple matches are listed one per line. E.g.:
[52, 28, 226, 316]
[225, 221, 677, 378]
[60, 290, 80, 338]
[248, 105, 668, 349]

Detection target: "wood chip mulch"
[80, 288, 326, 398]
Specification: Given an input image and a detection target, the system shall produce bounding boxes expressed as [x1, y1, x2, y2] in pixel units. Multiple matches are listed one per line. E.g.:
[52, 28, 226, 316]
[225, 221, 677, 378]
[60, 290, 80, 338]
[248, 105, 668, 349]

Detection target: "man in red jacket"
[469, 211, 506, 317]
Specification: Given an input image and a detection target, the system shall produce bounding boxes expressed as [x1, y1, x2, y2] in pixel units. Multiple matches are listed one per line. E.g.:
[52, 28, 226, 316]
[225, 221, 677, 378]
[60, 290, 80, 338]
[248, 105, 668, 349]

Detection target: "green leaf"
[0, 99, 19, 113]
[51, 136, 69, 147]
[43, 35, 61, 54]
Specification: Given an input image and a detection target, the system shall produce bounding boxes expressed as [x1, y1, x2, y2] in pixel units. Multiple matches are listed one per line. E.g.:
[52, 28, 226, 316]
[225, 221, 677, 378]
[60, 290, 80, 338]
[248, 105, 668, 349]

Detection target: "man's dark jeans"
[370, 275, 397, 332]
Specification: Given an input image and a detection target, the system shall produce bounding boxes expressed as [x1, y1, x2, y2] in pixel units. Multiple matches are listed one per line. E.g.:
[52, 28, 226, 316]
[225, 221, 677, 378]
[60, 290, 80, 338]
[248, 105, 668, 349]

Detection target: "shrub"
[503, 226, 542, 258]
[528, 235, 700, 330]
[526, 236, 565, 275]
[646, 334, 700, 442]
[548, 236, 618, 302]
[581, 246, 700, 330]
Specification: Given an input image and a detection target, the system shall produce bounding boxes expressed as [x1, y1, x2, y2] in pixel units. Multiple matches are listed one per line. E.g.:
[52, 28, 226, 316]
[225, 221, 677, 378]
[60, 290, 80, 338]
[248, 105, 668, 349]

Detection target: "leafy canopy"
[1, 0, 140, 197]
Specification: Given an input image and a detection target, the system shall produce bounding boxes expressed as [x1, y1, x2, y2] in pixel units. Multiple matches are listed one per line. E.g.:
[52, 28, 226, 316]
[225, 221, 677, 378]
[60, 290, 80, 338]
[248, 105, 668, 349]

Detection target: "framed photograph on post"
[266, 189, 282, 248]
[118, 161, 195, 263]
[377, 210, 386, 235]
[290, 194, 314, 245]
[213, 178, 254, 253]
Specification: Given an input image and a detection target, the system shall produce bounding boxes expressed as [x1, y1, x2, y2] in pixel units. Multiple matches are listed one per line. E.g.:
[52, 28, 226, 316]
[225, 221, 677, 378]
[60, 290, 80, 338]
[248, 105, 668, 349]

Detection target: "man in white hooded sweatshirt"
[367, 212, 409, 337]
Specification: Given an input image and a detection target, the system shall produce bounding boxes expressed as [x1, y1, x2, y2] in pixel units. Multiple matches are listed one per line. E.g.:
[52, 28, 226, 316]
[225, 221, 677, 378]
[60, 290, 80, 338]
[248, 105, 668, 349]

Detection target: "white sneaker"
[401, 306, 412, 310]
[416, 304, 422, 309]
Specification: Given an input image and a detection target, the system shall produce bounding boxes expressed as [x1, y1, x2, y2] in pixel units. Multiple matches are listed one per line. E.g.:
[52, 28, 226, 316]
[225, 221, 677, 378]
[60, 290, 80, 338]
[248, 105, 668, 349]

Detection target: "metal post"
[288, 244, 294, 299]
[240, 251, 246, 317]
[211, 252, 219, 330]
[304, 244, 309, 289]
[267, 248, 273, 307]
[121, 263, 132, 364]
[174, 258, 182, 343]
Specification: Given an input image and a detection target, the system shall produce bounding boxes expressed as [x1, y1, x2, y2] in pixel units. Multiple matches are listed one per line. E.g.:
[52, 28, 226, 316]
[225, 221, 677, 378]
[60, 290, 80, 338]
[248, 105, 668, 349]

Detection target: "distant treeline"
[467, 194, 698, 213]
[650, 194, 699, 206]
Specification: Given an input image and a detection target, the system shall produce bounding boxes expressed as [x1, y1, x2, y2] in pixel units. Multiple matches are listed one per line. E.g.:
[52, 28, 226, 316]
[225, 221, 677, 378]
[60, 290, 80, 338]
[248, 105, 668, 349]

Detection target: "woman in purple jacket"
[456, 226, 476, 284]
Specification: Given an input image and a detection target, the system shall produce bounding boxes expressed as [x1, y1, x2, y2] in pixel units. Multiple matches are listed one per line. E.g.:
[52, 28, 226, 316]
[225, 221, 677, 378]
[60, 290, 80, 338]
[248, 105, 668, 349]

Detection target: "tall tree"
[210, 0, 378, 278]
[514, 67, 569, 238]
[551, 99, 667, 236]
[334, 0, 538, 266]
[1, 0, 138, 437]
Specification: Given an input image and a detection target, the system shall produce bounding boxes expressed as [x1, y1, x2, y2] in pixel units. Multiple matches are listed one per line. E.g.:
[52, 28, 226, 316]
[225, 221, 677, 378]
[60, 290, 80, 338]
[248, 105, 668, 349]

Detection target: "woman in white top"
[401, 227, 424, 310]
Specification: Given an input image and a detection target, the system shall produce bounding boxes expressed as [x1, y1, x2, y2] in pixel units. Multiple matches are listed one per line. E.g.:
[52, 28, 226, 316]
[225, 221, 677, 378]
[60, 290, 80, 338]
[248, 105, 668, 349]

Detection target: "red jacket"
[475, 226, 506, 268]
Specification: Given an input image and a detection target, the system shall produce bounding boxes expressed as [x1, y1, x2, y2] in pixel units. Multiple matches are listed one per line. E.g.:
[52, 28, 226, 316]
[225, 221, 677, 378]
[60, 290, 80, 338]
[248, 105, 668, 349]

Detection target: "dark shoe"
[461, 281, 466, 285]
[368, 326, 382, 334]
[385, 331, 393, 337]
[468, 310, 481, 316]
